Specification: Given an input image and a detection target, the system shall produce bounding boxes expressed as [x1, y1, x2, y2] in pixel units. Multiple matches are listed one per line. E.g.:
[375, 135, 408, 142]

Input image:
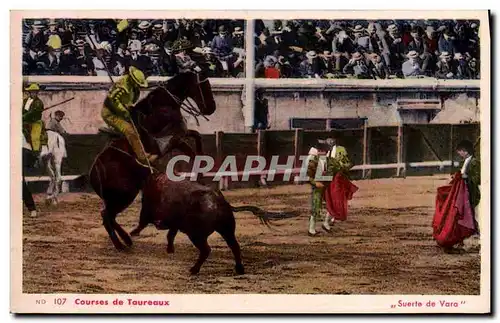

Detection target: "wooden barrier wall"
[25, 123, 481, 186]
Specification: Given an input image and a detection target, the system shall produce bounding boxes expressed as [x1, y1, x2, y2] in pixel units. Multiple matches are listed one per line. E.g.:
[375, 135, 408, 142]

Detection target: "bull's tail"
[230, 205, 301, 230]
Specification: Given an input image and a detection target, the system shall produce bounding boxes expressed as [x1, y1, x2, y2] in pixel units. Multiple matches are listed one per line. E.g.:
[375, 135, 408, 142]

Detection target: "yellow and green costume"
[307, 146, 352, 220]
[22, 84, 47, 153]
[102, 66, 149, 164]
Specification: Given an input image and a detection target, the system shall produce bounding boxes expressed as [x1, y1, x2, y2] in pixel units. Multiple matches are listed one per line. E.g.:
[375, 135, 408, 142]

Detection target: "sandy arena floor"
[21, 176, 481, 295]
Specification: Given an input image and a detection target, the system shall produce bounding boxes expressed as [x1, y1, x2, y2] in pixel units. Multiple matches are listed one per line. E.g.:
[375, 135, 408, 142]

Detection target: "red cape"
[324, 173, 359, 221]
[432, 172, 477, 247]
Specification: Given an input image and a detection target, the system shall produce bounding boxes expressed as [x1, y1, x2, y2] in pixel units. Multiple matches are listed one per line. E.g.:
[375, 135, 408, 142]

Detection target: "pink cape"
[324, 173, 359, 221]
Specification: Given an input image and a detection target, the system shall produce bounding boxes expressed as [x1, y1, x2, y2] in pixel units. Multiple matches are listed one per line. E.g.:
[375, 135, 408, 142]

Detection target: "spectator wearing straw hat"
[343, 51, 373, 79]
[352, 24, 370, 52]
[25, 20, 48, 62]
[299, 51, 322, 78]
[126, 40, 151, 74]
[435, 51, 457, 79]
[384, 24, 405, 76]
[402, 50, 424, 78]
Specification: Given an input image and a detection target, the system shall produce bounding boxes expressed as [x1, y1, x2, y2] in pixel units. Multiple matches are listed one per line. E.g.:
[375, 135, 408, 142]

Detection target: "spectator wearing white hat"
[126, 41, 151, 75]
[383, 24, 405, 76]
[202, 47, 224, 77]
[299, 51, 322, 78]
[402, 50, 424, 78]
[435, 51, 457, 79]
[25, 20, 48, 62]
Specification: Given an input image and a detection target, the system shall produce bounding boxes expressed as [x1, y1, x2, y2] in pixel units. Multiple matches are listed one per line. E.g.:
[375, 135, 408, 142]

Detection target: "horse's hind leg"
[101, 209, 126, 250]
[167, 228, 178, 254]
[187, 234, 211, 275]
[216, 207, 244, 275]
[102, 192, 138, 249]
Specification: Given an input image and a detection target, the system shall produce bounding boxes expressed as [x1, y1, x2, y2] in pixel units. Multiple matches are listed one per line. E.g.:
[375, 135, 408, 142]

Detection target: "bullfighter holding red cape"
[306, 133, 358, 236]
[433, 140, 481, 253]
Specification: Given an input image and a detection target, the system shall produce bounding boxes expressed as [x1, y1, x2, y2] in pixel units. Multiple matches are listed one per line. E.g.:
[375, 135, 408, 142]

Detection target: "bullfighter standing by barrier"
[433, 140, 480, 253]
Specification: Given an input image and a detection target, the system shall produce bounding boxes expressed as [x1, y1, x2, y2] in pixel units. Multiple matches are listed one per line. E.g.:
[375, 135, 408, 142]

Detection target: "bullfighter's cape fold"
[324, 172, 358, 221]
[432, 172, 477, 248]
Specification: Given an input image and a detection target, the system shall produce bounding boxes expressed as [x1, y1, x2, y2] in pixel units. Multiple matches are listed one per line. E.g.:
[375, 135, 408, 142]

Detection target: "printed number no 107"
[54, 298, 67, 305]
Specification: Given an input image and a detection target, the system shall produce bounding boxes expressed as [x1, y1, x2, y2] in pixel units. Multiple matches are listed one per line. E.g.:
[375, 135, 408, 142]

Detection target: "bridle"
[157, 72, 210, 126]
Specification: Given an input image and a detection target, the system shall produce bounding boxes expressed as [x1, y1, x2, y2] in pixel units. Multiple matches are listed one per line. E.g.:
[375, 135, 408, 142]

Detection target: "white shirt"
[327, 145, 337, 158]
[24, 98, 34, 111]
[461, 155, 473, 178]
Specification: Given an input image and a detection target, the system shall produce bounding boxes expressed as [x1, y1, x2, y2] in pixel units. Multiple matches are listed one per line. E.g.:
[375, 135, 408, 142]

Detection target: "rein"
[156, 73, 210, 126]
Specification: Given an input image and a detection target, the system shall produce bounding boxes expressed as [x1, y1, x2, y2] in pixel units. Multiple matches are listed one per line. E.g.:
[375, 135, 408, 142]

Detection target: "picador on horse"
[100, 39, 202, 170]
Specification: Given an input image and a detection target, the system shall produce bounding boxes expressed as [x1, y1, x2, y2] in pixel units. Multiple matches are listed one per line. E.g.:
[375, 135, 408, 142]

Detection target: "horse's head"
[168, 71, 217, 116]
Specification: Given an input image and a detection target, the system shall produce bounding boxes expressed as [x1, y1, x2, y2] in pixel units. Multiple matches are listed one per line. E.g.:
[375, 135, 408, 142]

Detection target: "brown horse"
[89, 71, 216, 251]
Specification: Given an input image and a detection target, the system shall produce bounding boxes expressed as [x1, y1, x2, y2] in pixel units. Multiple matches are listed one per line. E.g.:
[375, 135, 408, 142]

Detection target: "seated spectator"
[369, 53, 390, 79]
[467, 57, 480, 79]
[232, 27, 244, 49]
[126, 41, 151, 74]
[38, 46, 61, 75]
[402, 50, 424, 78]
[343, 51, 374, 79]
[319, 50, 335, 77]
[299, 51, 322, 78]
[332, 29, 354, 72]
[211, 25, 234, 58]
[407, 26, 431, 73]
[454, 52, 469, 80]
[202, 47, 224, 77]
[384, 24, 405, 76]
[173, 39, 201, 74]
[25, 21, 47, 62]
[438, 27, 458, 56]
[435, 51, 457, 79]
[352, 24, 371, 53]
